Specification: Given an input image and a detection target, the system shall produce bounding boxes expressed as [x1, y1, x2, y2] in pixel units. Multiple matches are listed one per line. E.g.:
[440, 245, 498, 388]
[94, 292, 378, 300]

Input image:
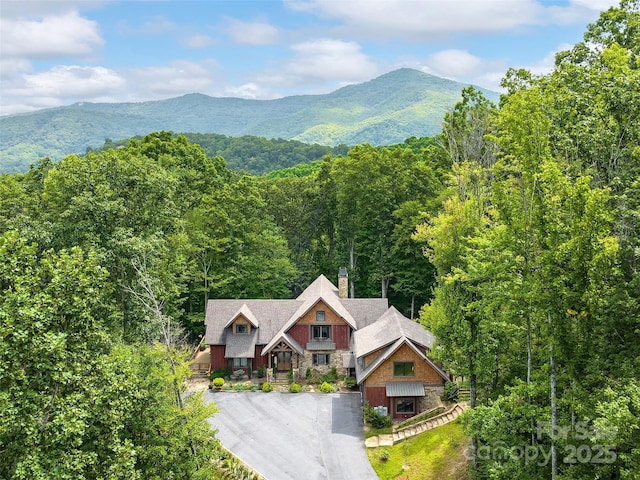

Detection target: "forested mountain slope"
[0, 68, 497, 172]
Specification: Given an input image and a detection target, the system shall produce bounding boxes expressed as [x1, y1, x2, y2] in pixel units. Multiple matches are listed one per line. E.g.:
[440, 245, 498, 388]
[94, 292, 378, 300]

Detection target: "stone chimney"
[338, 267, 348, 299]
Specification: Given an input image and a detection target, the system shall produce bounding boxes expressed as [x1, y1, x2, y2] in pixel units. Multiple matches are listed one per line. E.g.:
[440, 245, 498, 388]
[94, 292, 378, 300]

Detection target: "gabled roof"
[263, 333, 304, 355]
[354, 336, 448, 384]
[223, 303, 260, 329]
[224, 330, 257, 358]
[205, 299, 303, 345]
[262, 275, 358, 353]
[352, 306, 435, 358]
[204, 274, 389, 349]
[352, 306, 447, 384]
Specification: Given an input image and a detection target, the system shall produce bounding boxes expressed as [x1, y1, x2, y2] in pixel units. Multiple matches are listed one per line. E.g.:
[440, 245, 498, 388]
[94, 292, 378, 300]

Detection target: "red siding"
[334, 325, 350, 349]
[254, 345, 267, 368]
[287, 324, 308, 349]
[364, 386, 389, 412]
[210, 345, 226, 370]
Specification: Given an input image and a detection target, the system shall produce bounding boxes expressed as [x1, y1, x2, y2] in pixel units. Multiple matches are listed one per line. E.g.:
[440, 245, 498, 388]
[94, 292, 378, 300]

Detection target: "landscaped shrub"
[343, 376, 357, 389]
[234, 383, 246, 391]
[442, 381, 459, 402]
[321, 366, 337, 383]
[210, 368, 230, 380]
[289, 383, 302, 393]
[379, 449, 391, 463]
[257, 367, 266, 378]
[212, 377, 225, 389]
[286, 369, 293, 383]
[363, 401, 392, 429]
[306, 370, 323, 384]
[305, 367, 311, 379]
[319, 381, 334, 393]
[261, 382, 273, 392]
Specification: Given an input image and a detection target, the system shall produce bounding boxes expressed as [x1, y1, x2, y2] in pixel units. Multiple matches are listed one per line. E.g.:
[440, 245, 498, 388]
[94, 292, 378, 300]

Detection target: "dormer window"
[235, 323, 248, 334]
[316, 310, 326, 322]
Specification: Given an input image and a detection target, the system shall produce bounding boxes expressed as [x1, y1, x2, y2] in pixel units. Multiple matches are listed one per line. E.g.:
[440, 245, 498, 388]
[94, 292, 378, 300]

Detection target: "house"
[351, 306, 448, 418]
[204, 269, 447, 418]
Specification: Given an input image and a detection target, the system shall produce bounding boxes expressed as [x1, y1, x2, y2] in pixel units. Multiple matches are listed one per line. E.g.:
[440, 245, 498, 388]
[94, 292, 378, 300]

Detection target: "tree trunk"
[549, 313, 557, 480]
[349, 239, 356, 298]
[381, 277, 389, 298]
[410, 295, 415, 320]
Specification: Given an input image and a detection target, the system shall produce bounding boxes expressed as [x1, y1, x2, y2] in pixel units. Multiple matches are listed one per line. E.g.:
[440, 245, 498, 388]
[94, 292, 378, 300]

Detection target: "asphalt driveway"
[205, 391, 378, 480]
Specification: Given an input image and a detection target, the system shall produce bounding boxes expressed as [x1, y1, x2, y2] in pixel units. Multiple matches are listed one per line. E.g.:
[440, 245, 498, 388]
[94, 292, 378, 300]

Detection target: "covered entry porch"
[263, 335, 303, 373]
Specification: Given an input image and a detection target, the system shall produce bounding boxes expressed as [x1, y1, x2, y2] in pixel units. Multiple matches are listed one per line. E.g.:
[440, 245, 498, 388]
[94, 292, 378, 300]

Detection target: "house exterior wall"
[362, 342, 446, 418]
[364, 386, 389, 412]
[288, 324, 309, 349]
[295, 300, 347, 326]
[364, 347, 385, 368]
[365, 343, 444, 386]
[299, 349, 350, 375]
[254, 345, 267, 369]
[231, 316, 251, 334]
[210, 345, 226, 371]
[333, 324, 350, 349]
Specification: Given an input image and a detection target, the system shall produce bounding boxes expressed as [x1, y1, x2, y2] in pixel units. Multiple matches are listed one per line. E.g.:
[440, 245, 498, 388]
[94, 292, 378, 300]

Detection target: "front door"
[276, 351, 292, 371]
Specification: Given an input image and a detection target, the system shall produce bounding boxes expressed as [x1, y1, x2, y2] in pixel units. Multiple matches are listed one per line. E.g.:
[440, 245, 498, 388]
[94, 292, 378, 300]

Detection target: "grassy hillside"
[367, 419, 470, 480]
[0, 68, 498, 172]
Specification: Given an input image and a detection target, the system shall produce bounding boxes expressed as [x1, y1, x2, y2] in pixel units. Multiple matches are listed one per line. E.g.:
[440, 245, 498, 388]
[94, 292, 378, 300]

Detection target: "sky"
[0, 0, 619, 116]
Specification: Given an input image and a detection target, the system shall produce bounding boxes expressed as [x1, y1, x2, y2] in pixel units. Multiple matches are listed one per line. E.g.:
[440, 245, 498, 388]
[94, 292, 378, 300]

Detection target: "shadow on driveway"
[205, 391, 378, 480]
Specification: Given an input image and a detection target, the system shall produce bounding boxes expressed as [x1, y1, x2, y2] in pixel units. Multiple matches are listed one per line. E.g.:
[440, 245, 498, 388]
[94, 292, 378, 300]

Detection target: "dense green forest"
[0, 2, 638, 479]
[417, 2, 640, 479]
[98, 132, 350, 176]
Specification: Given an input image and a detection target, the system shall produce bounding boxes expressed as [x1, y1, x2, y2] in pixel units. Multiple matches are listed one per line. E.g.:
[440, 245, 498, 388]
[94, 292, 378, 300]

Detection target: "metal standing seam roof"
[385, 381, 426, 397]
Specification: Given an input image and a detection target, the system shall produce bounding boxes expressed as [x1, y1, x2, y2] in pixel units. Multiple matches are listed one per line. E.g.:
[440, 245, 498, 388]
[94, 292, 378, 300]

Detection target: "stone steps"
[365, 402, 469, 448]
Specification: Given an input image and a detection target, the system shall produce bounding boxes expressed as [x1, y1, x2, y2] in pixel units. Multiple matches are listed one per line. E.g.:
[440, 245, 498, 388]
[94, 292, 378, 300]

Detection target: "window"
[233, 358, 248, 367]
[312, 325, 330, 340]
[313, 354, 329, 365]
[396, 399, 415, 414]
[235, 323, 248, 334]
[393, 361, 415, 377]
[316, 310, 326, 322]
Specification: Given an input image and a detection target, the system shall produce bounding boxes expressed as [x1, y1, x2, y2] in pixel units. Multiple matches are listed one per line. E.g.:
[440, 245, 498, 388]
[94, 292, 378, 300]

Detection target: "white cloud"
[286, 0, 615, 39]
[0, 58, 32, 78]
[182, 34, 216, 49]
[286, 0, 542, 38]
[127, 60, 220, 99]
[286, 39, 379, 81]
[16, 65, 125, 97]
[1, 65, 126, 113]
[223, 83, 277, 100]
[226, 19, 281, 45]
[423, 49, 484, 78]
[0, 11, 103, 59]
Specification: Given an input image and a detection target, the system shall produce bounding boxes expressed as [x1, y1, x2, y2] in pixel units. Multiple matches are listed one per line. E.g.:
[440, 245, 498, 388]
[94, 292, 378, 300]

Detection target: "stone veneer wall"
[419, 385, 444, 411]
[298, 349, 350, 376]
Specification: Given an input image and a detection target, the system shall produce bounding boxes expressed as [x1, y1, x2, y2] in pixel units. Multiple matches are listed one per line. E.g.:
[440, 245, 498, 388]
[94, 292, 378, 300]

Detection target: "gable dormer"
[224, 304, 259, 335]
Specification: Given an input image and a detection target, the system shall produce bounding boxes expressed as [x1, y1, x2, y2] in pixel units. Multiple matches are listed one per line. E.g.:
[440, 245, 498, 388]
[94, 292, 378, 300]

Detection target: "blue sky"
[0, 0, 618, 115]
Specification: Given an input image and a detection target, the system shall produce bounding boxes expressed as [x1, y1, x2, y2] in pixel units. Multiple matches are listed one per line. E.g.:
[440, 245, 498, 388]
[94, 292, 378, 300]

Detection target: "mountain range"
[0, 68, 499, 172]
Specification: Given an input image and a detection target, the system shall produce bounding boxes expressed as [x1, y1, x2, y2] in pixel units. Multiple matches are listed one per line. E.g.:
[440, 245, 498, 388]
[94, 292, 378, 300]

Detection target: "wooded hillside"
[0, 68, 498, 173]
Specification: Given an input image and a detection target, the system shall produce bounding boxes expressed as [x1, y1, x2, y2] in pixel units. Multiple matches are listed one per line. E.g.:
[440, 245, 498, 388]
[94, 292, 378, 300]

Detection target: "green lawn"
[367, 419, 470, 480]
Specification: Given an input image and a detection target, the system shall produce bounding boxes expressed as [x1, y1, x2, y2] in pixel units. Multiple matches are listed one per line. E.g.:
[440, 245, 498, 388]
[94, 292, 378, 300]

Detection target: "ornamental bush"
[319, 381, 334, 393]
[289, 383, 301, 393]
[442, 381, 459, 402]
[261, 382, 273, 392]
[212, 377, 225, 389]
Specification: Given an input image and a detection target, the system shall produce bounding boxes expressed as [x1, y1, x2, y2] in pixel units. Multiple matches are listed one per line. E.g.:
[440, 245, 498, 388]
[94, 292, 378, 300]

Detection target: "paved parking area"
[205, 391, 378, 480]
